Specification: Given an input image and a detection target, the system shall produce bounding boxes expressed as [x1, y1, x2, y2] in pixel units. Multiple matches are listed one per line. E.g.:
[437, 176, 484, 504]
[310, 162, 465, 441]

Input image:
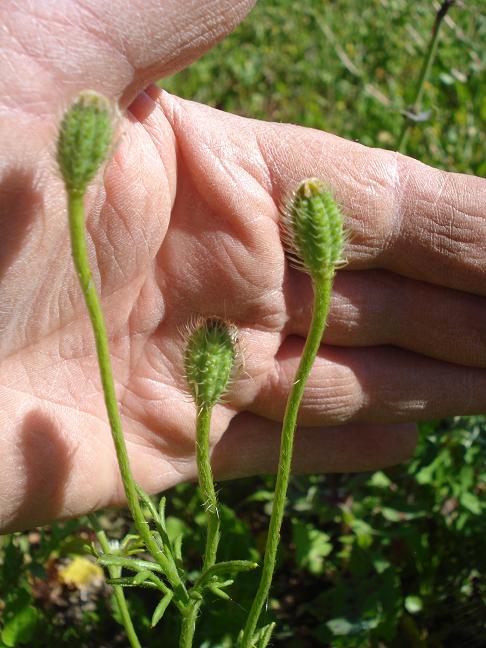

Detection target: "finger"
[157, 93, 486, 295]
[264, 124, 486, 296]
[286, 269, 486, 368]
[250, 337, 486, 425]
[212, 412, 418, 478]
[3, 1, 255, 109]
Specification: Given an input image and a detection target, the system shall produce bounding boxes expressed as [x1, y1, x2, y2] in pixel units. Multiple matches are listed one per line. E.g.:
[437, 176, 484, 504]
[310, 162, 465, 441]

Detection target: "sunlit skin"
[1, 1, 485, 532]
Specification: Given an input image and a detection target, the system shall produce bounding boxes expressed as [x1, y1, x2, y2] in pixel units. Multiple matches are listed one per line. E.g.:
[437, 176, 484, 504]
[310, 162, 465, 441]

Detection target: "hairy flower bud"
[184, 317, 237, 409]
[281, 178, 346, 280]
[57, 91, 113, 195]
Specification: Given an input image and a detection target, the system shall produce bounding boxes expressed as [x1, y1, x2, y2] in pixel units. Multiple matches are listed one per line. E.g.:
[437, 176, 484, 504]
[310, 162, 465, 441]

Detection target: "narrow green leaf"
[83, 543, 97, 556]
[212, 579, 234, 589]
[135, 485, 159, 522]
[98, 555, 163, 574]
[107, 577, 159, 590]
[120, 534, 143, 552]
[197, 560, 258, 587]
[460, 491, 482, 515]
[189, 589, 203, 601]
[151, 591, 173, 627]
[208, 584, 231, 601]
[133, 570, 154, 586]
[136, 485, 175, 554]
[158, 496, 167, 530]
[255, 622, 276, 648]
[173, 534, 183, 562]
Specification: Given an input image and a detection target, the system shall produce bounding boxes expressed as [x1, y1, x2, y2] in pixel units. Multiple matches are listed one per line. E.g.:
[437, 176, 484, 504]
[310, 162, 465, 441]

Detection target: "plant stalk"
[178, 404, 220, 647]
[179, 602, 201, 648]
[197, 405, 220, 571]
[240, 276, 332, 646]
[68, 192, 188, 606]
[397, 0, 455, 153]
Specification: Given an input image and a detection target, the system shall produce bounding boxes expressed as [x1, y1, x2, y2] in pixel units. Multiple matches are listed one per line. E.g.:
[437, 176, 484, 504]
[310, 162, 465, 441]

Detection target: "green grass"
[1, 1, 485, 646]
[163, 0, 486, 175]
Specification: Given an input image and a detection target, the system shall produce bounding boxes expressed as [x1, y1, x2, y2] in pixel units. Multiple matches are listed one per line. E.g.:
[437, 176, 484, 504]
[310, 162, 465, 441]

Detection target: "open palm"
[1, 1, 485, 532]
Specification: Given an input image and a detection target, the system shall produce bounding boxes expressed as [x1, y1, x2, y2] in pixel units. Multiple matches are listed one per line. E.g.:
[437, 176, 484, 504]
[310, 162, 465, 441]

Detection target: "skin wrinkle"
[300, 378, 362, 419]
[1, 380, 108, 429]
[8, 7, 107, 95]
[212, 126, 272, 202]
[99, 196, 136, 285]
[33, 349, 103, 408]
[1, 266, 150, 366]
[136, 101, 177, 216]
[254, 338, 486, 425]
[381, 161, 486, 292]
[76, 0, 130, 60]
[0, 19, 57, 117]
[157, 96, 281, 280]
[121, 385, 195, 455]
[433, 197, 484, 251]
[119, 306, 166, 413]
[103, 152, 163, 277]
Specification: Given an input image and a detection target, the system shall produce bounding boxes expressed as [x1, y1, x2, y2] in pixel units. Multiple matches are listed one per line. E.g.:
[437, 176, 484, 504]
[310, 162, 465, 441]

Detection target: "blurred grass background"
[1, 1, 485, 646]
[163, 0, 486, 175]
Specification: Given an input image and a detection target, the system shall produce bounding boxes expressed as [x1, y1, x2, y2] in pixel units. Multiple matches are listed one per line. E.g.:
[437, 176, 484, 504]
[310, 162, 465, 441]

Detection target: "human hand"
[1, 1, 484, 532]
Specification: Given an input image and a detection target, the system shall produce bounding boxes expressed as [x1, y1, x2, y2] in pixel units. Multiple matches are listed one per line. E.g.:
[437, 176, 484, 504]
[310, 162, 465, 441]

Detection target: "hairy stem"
[179, 602, 202, 648]
[179, 404, 220, 647]
[240, 277, 332, 646]
[88, 513, 141, 648]
[197, 405, 220, 571]
[68, 192, 188, 606]
[397, 0, 455, 153]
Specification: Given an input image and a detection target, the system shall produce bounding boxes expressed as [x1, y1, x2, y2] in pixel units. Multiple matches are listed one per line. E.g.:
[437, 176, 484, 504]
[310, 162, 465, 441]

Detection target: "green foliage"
[274, 416, 486, 645]
[1, 416, 484, 645]
[291, 519, 332, 576]
[1, 588, 39, 647]
[0, 523, 125, 646]
[0, 539, 40, 647]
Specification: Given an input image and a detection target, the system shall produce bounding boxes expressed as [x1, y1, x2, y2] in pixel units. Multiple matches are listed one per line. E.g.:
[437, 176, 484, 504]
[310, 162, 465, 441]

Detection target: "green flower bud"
[281, 178, 346, 280]
[57, 91, 113, 195]
[184, 317, 237, 409]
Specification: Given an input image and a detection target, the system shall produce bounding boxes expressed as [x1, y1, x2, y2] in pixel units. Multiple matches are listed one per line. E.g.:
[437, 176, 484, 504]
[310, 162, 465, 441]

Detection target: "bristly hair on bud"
[184, 317, 238, 410]
[280, 178, 347, 280]
[57, 91, 113, 196]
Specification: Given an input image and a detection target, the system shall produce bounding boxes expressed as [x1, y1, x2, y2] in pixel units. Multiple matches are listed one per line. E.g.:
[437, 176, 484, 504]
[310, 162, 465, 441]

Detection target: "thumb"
[3, 0, 255, 111]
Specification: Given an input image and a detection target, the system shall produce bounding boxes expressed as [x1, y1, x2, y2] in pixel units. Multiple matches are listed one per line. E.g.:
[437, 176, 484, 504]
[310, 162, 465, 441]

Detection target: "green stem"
[68, 192, 188, 606]
[179, 602, 202, 648]
[397, 0, 455, 153]
[178, 405, 220, 647]
[197, 405, 220, 571]
[239, 277, 332, 647]
[88, 514, 141, 648]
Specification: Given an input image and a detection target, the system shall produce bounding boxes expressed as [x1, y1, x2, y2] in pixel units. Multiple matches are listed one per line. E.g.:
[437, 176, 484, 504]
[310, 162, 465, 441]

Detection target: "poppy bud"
[57, 91, 113, 195]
